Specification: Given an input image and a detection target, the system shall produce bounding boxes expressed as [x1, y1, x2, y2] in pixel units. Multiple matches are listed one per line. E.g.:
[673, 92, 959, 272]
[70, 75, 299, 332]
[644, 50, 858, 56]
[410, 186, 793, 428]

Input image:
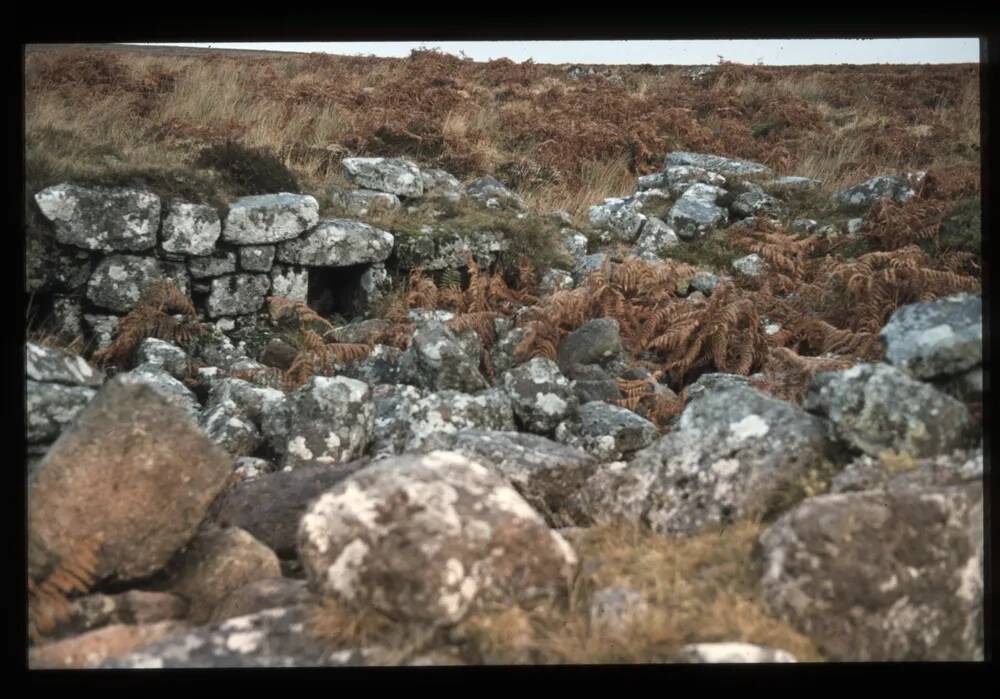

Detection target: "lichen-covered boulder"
[578, 384, 833, 536]
[556, 318, 623, 376]
[118, 363, 201, 422]
[269, 264, 308, 301]
[26, 342, 103, 387]
[86, 255, 163, 313]
[100, 606, 367, 668]
[830, 174, 916, 212]
[297, 451, 578, 627]
[329, 186, 402, 216]
[732, 253, 765, 277]
[222, 194, 319, 245]
[420, 168, 464, 202]
[589, 585, 649, 636]
[667, 183, 729, 239]
[83, 314, 119, 351]
[731, 189, 786, 219]
[279, 376, 373, 471]
[587, 198, 646, 243]
[210, 460, 369, 557]
[167, 525, 282, 624]
[161, 202, 221, 255]
[206, 273, 272, 318]
[757, 483, 983, 660]
[276, 219, 394, 267]
[502, 357, 578, 435]
[417, 430, 599, 528]
[660, 165, 728, 197]
[341, 157, 424, 198]
[28, 377, 233, 583]
[879, 294, 982, 379]
[26, 380, 97, 444]
[239, 245, 276, 272]
[199, 399, 262, 457]
[34, 184, 160, 252]
[188, 251, 237, 278]
[466, 175, 524, 209]
[663, 152, 771, 177]
[135, 338, 189, 380]
[830, 445, 982, 494]
[574, 401, 658, 460]
[368, 384, 424, 459]
[684, 372, 750, 401]
[340, 344, 400, 386]
[560, 228, 589, 264]
[539, 268, 575, 292]
[397, 321, 488, 393]
[804, 363, 973, 458]
[403, 389, 516, 451]
[633, 217, 679, 260]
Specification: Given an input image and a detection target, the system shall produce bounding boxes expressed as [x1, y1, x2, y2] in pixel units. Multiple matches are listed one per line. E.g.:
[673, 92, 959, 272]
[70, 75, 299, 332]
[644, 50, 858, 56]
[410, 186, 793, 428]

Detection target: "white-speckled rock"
[26, 342, 103, 387]
[278, 376, 373, 470]
[502, 357, 578, 435]
[341, 157, 424, 198]
[879, 294, 982, 380]
[35, 184, 160, 252]
[161, 202, 221, 255]
[222, 194, 319, 245]
[276, 219, 393, 267]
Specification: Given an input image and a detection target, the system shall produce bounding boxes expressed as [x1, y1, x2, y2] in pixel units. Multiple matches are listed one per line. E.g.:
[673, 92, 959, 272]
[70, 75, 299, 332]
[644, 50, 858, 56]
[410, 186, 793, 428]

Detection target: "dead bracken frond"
[92, 280, 202, 367]
[28, 535, 102, 644]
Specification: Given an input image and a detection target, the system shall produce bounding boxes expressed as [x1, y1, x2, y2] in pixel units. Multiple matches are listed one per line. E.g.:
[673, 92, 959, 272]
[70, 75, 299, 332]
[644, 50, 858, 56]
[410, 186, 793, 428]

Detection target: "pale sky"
[130, 39, 980, 65]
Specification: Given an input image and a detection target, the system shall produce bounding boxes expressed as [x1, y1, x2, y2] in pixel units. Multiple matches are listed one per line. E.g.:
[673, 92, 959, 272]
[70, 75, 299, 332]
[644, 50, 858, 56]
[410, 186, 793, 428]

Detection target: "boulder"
[804, 363, 973, 458]
[25, 231, 95, 294]
[329, 186, 401, 216]
[210, 460, 370, 557]
[633, 217, 679, 260]
[416, 430, 599, 528]
[30, 620, 191, 669]
[587, 198, 646, 243]
[341, 157, 424, 198]
[239, 245, 276, 272]
[731, 189, 786, 219]
[420, 168, 464, 202]
[161, 202, 221, 256]
[466, 175, 524, 209]
[86, 254, 163, 313]
[667, 183, 729, 239]
[539, 268, 575, 292]
[118, 363, 201, 422]
[340, 344, 400, 386]
[502, 357, 578, 435]
[188, 251, 237, 278]
[879, 294, 982, 380]
[210, 578, 314, 624]
[34, 184, 160, 252]
[269, 264, 309, 301]
[589, 586, 649, 635]
[167, 525, 282, 624]
[578, 384, 833, 536]
[26, 380, 98, 443]
[575, 401, 658, 460]
[278, 376, 373, 470]
[403, 388, 516, 451]
[757, 483, 983, 660]
[397, 321, 488, 393]
[83, 314, 119, 351]
[206, 274, 272, 318]
[276, 219, 394, 267]
[28, 377, 233, 583]
[26, 342, 103, 387]
[135, 338, 189, 380]
[661, 165, 728, 197]
[663, 152, 771, 177]
[732, 253, 766, 277]
[369, 384, 424, 459]
[830, 445, 983, 494]
[199, 400, 262, 457]
[556, 318, 623, 375]
[222, 193, 320, 245]
[830, 174, 916, 212]
[297, 451, 578, 627]
[688, 271, 721, 295]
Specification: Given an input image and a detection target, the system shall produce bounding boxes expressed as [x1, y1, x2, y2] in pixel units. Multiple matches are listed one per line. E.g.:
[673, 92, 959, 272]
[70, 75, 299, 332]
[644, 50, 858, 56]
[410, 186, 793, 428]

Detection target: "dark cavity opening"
[307, 264, 369, 321]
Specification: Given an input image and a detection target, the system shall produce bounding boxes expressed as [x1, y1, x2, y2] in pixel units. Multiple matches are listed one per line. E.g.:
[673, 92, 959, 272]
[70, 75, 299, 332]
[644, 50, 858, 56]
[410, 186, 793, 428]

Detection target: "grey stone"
[161, 202, 221, 255]
[340, 344, 400, 386]
[206, 274, 271, 318]
[587, 198, 647, 243]
[329, 186, 402, 216]
[222, 194, 320, 245]
[502, 357, 579, 435]
[86, 255, 163, 313]
[199, 400, 262, 457]
[297, 451, 578, 627]
[397, 321, 488, 393]
[211, 460, 370, 557]
[25, 231, 94, 293]
[830, 445, 983, 494]
[420, 168, 464, 202]
[466, 175, 524, 209]
[731, 189, 786, 219]
[49, 296, 84, 344]
[804, 363, 973, 458]
[34, 184, 160, 252]
[757, 483, 983, 660]
[575, 401, 658, 460]
[540, 268, 575, 292]
[668, 183, 729, 239]
[790, 218, 817, 234]
[231, 456, 276, 484]
[341, 157, 424, 198]
[83, 314, 119, 351]
[118, 363, 201, 422]
[556, 318, 623, 375]
[661, 165, 728, 197]
[578, 384, 833, 536]
[26, 380, 97, 443]
[664, 152, 771, 177]
[395, 229, 508, 272]
[560, 228, 589, 263]
[370, 384, 425, 459]
[831, 175, 916, 212]
[682, 643, 797, 663]
[688, 271, 721, 295]
[403, 388, 516, 451]
[210, 578, 314, 624]
[415, 430, 598, 528]
[239, 245, 276, 272]
[732, 253, 766, 277]
[880, 294, 982, 379]
[269, 265, 308, 301]
[135, 338, 189, 380]
[590, 586, 649, 635]
[188, 251, 237, 279]
[276, 219, 394, 267]
[633, 217, 679, 259]
[573, 253, 610, 283]
[767, 176, 820, 191]
[279, 376, 373, 470]
[26, 342, 103, 387]
[28, 377, 233, 583]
